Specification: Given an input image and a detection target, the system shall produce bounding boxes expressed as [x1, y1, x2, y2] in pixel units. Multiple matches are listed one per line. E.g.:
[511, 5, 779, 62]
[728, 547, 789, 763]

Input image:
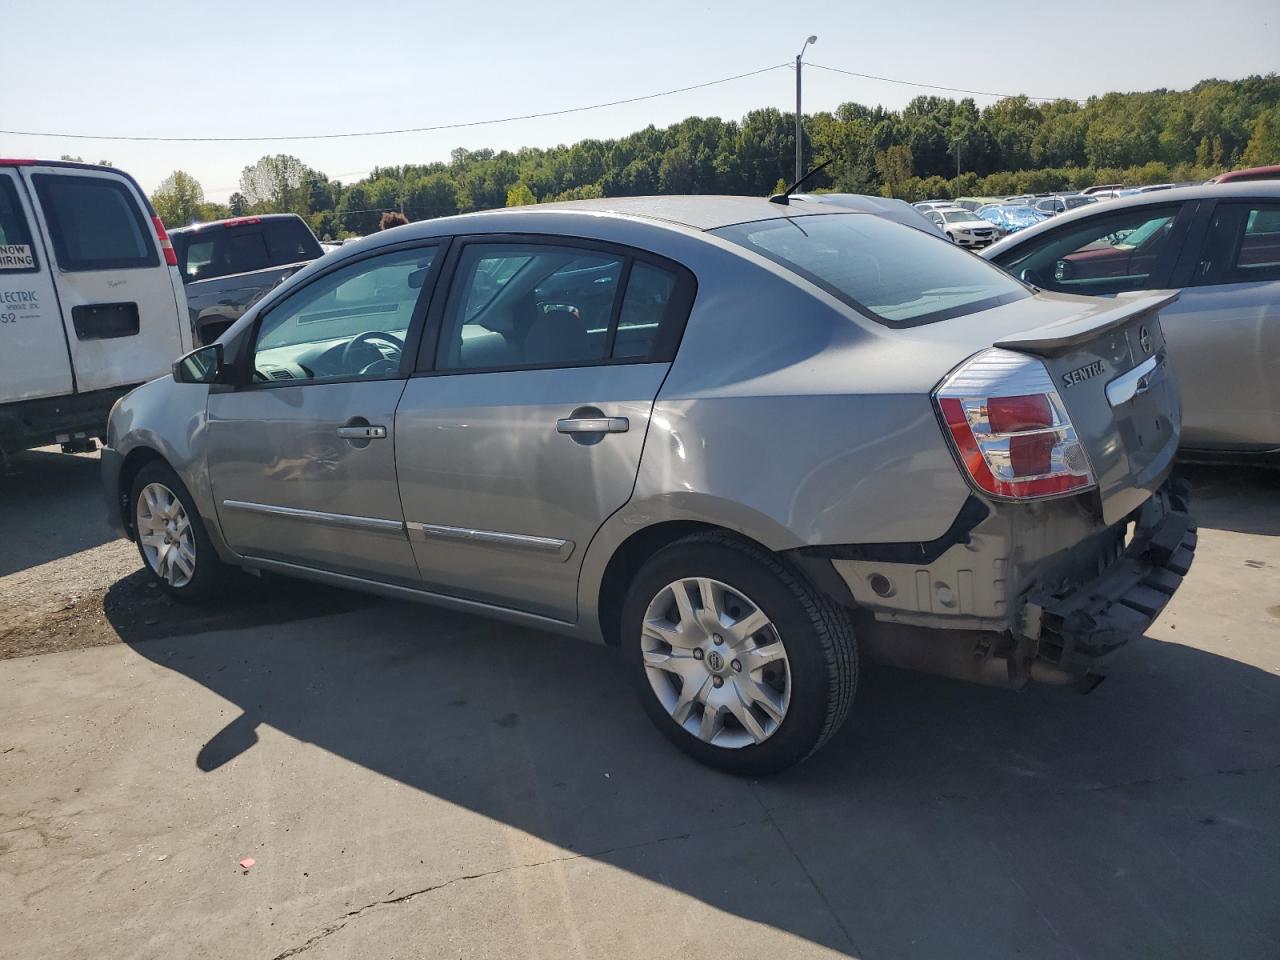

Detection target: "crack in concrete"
[1082, 760, 1280, 794]
[270, 820, 764, 959]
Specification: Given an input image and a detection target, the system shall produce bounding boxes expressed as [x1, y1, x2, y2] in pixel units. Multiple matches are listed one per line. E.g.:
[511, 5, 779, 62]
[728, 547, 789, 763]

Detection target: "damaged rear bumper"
[1023, 477, 1195, 677]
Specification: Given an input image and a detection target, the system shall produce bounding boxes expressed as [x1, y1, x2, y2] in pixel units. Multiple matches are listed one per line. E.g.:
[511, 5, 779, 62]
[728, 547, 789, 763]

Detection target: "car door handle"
[336, 425, 387, 440]
[556, 416, 629, 434]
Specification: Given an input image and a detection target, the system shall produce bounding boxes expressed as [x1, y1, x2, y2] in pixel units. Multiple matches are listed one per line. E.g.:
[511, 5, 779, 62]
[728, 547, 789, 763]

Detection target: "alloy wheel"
[640, 577, 790, 749]
[136, 482, 197, 588]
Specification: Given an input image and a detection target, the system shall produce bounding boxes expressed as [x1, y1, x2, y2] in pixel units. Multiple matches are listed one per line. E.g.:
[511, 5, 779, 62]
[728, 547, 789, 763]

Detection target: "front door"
[395, 238, 695, 621]
[207, 243, 442, 585]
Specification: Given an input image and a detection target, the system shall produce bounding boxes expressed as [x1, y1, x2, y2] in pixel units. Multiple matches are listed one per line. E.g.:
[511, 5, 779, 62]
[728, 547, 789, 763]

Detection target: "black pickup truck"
[170, 214, 325, 345]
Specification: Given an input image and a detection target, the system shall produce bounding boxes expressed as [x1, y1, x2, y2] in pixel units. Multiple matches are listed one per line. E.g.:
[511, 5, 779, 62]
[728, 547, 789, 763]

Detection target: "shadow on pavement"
[0, 448, 114, 577]
[1178, 463, 1279, 536]
[114, 593, 1280, 958]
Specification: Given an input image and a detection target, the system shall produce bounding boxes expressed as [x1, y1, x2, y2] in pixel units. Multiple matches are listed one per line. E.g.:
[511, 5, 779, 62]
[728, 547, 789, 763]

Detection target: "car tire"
[621, 532, 857, 776]
[129, 461, 230, 603]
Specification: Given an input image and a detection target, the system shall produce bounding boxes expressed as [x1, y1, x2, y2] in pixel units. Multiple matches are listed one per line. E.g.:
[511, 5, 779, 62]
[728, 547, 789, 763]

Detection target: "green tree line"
[151, 74, 1280, 237]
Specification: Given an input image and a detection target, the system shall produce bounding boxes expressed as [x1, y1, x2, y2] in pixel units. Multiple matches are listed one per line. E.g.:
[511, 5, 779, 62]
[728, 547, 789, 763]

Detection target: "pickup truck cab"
[170, 214, 324, 346]
[0, 158, 190, 456]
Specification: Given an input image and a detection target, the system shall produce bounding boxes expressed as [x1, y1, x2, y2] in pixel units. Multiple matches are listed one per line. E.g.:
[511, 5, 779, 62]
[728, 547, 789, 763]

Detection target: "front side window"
[32, 174, 157, 272]
[434, 243, 690, 371]
[251, 246, 436, 383]
[993, 205, 1182, 294]
[0, 177, 37, 272]
[713, 213, 1028, 326]
[1194, 202, 1280, 286]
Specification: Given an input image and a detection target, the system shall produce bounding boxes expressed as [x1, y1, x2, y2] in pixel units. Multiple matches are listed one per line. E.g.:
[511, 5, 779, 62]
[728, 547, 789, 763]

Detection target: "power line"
[806, 61, 1085, 104]
[0, 64, 790, 143]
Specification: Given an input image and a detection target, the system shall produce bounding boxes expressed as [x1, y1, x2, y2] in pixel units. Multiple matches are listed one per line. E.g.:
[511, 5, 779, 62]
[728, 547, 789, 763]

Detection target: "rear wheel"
[622, 533, 857, 776]
[130, 461, 230, 602]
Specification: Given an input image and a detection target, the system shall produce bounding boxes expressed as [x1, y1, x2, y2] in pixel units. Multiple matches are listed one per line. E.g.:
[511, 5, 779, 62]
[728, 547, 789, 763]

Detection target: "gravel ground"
[0, 446, 371, 660]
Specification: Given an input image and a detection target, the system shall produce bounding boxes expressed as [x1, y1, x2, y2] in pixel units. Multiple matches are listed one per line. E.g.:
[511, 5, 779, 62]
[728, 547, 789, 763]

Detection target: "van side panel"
[22, 166, 189, 393]
[0, 169, 73, 403]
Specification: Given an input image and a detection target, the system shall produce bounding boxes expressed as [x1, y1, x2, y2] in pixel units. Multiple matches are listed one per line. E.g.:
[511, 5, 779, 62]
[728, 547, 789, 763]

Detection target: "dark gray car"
[103, 197, 1195, 774]
[983, 182, 1280, 456]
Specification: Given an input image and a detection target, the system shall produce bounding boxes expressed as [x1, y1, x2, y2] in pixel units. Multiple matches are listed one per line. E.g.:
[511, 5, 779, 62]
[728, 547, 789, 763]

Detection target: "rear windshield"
[713, 213, 1029, 326]
[177, 218, 322, 282]
[33, 173, 157, 272]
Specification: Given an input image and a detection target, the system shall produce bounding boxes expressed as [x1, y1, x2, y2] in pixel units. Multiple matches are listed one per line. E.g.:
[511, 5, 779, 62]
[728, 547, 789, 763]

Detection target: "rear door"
[0, 168, 69, 402]
[24, 166, 189, 393]
[394, 237, 696, 621]
[1162, 199, 1280, 449]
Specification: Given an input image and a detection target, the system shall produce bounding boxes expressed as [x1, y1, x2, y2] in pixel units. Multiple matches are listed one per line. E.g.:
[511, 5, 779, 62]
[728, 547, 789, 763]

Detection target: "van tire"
[129, 461, 230, 603]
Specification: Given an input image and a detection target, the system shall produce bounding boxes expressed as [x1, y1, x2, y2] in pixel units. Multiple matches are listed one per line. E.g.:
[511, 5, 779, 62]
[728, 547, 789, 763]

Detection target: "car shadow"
[1178, 462, 1278, 536]
[0, 447, 119, 577]
[113, 584, 1280, 957]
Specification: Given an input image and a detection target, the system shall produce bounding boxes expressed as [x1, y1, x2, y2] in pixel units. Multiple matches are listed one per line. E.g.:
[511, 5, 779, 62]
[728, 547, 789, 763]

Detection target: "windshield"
[941, 210, 975, 223]
[713, 213, 1029, 326]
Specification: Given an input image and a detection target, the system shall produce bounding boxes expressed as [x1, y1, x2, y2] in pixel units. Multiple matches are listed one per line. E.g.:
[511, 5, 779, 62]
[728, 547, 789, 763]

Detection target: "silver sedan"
[104, 196, 1195, 774]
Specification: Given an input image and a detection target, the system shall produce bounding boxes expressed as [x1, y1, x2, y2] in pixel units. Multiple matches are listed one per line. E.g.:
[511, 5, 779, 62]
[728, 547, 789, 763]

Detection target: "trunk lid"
[994, 291, 1181, 523]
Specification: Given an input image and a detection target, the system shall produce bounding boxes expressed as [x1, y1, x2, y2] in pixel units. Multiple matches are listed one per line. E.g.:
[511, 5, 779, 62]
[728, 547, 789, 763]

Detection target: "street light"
[795, 34, 818, 183]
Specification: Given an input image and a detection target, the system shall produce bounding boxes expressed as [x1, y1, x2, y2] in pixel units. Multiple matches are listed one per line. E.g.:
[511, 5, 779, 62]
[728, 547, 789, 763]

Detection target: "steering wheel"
[342, 330, 405, 376]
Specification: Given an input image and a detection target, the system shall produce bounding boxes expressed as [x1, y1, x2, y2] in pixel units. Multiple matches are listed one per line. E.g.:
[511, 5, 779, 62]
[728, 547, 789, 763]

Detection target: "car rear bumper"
[1023, 477, 1195, 676]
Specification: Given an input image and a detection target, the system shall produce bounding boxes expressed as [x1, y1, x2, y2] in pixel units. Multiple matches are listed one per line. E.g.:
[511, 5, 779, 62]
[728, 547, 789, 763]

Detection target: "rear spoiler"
[995, 291, 1179, 358]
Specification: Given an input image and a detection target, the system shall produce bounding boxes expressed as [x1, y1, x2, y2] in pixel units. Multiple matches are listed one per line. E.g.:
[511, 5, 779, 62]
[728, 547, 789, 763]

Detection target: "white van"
[0, 159, 191, 456]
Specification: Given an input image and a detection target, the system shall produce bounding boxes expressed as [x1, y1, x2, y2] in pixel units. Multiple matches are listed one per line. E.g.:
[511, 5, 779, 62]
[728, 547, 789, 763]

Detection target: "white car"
[0, 159, 192, 454]
[923, 206, 1000, 247]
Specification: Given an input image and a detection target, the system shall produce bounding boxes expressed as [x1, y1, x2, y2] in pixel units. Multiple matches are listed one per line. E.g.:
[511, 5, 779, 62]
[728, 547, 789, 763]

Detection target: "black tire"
[129, 461, 231, 603]
[621, 532, 857, 776]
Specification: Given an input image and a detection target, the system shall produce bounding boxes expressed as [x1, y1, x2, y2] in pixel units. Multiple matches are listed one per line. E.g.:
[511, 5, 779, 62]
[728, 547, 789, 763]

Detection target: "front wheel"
[130, 461, 230, 602]
[622, 533, 857, 776]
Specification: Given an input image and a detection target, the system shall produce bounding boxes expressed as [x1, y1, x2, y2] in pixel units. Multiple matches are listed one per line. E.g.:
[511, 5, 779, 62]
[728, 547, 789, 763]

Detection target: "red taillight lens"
[224, 216, 261, 227]
[935, 350, 1095, 501]
[151, 215, 178, 267]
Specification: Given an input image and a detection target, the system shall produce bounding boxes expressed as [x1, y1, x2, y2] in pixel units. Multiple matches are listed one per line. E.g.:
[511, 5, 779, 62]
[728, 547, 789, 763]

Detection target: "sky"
[4, 0, 1278, 201]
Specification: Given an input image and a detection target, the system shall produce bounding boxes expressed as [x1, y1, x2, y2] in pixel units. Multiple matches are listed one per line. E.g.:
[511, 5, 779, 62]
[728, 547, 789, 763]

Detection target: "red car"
[1209, 165, 1280, 184]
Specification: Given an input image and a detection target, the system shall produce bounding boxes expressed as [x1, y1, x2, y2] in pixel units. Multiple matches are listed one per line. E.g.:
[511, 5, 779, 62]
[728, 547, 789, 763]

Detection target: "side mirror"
[172, 342, 226, 384]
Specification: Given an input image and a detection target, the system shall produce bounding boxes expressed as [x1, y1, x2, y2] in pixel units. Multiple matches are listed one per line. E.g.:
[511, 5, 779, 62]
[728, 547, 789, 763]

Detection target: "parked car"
[952, 196, 1002, 212]
[984, 181, 1280, 456]
[976, 204, 1047, 235]
[1080, 184, 1124, 196]
[923, 206, 999, 246]
[911, 200, 954, 212]
[0, 158, 191, 455]
[1209, 165, 1280, 184]
[104, 196, 1195, 774]
[790, 193, 946, 236]
[170, 214, 324, 346]
[1032, 194, 1098, 217]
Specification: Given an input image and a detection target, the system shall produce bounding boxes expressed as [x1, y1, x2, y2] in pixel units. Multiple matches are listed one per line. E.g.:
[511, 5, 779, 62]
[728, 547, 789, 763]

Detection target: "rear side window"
[33, 174, 157, 272]
[178, 218, 322, 281]
[0, 177, 38, 273]
[713, 213, 1028, 326]
[1194, 202, 1280, 286]
[992, 205, 1183, 295]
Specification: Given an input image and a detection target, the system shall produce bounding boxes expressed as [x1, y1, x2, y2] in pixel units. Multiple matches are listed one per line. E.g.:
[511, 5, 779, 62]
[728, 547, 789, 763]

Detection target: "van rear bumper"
[0, 385, 140, 453]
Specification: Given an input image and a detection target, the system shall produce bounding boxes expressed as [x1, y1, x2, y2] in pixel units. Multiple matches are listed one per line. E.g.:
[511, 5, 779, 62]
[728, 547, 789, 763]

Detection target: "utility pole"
[795, 35, 818, 184]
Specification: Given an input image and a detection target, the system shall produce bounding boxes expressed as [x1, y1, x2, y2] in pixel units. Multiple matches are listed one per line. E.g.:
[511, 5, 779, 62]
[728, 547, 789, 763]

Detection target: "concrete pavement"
[3, 463, 1279, 959]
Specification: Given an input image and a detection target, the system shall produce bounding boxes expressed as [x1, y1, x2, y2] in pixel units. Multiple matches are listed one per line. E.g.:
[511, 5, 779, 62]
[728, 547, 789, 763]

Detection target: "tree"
[238, 154, 308, 213]
[228, 192, 248, 217]
[874, 145, 914, 197]
[506, 181, 537, 207]
[151, 170, 205, 227]
[1243, 104, 1280, 166]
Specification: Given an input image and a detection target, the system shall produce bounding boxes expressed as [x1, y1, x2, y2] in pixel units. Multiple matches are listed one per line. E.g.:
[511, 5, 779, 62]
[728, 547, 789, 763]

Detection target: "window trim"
[31, 173, 160, 272]
[0, 175, 39, 275]
[229, 238, 448, 391]
[412, 232, 697, 377]
[992, 201, 1196, 295]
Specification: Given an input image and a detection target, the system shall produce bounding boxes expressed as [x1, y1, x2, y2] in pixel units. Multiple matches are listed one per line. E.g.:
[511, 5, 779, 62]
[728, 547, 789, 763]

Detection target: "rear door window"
[991, 205, 1185, 295]
[32, 174, 157, 272]
[0, 177, 38, 272]
[1193, 202, 1280, 285]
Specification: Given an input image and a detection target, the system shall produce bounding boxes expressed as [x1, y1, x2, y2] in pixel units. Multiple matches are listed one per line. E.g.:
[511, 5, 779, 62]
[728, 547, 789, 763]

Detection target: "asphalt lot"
[2, 449, 1278, 959]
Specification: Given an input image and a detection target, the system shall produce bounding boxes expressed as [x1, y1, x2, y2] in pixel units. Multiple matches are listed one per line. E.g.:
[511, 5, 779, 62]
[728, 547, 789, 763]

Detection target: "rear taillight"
[934, 348, 1095, 500]
[151, 215, 178, 267]
[224, 216, 261, 227]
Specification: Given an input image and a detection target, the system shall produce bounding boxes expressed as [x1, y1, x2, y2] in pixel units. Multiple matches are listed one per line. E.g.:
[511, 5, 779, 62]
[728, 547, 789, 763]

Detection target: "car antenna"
[769, 158, 833, 205]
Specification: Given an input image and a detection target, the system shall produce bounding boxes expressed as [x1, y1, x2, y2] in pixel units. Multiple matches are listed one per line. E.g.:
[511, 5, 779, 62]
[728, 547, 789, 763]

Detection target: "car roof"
[170, 213, 304, 236]
[531, 195, 850, 231]
[983, 180, 1280, 255]
[1212, 164, 1280, 183]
